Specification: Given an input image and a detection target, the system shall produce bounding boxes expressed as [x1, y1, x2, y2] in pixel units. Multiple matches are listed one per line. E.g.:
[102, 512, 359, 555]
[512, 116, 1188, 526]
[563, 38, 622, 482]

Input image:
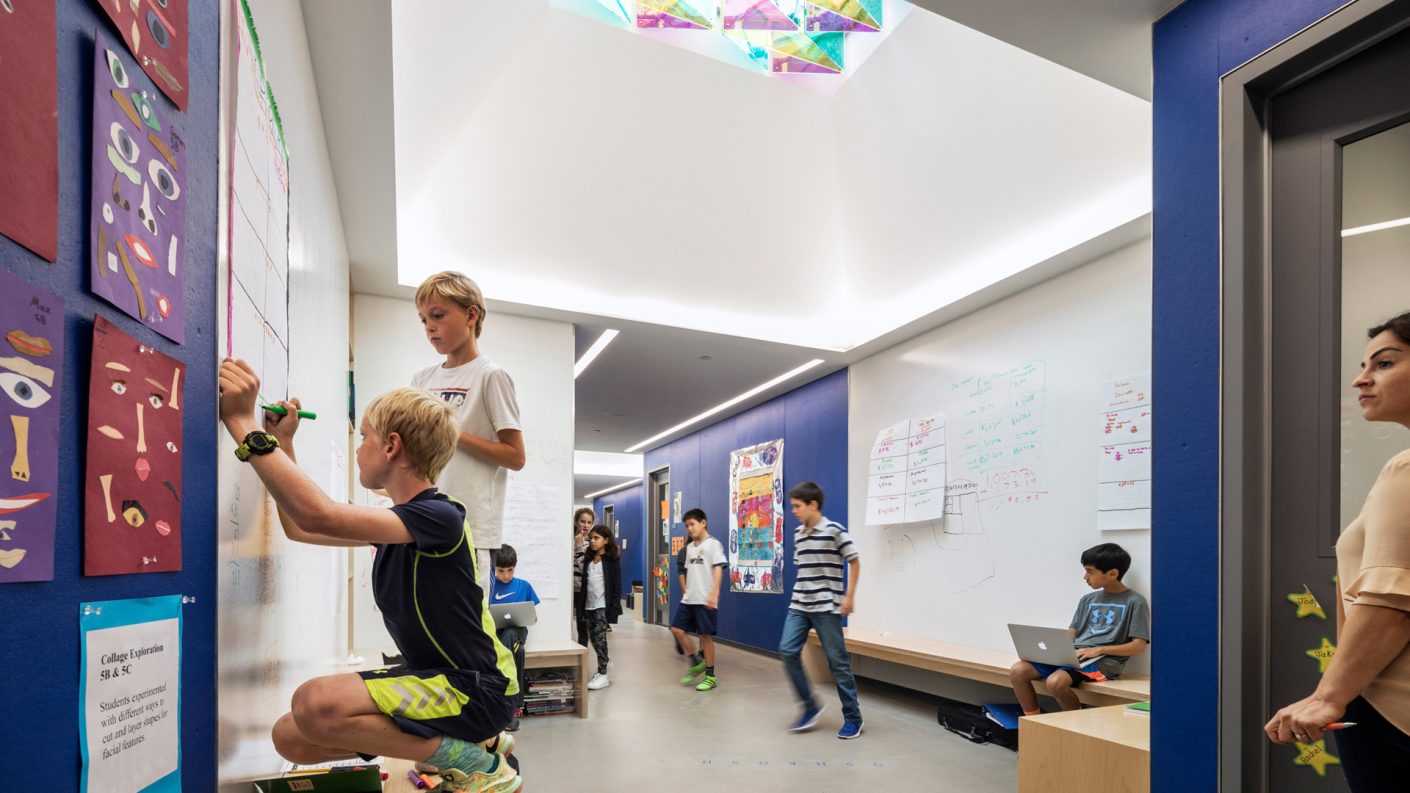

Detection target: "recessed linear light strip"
[624, 359, 826, 454]
[1342, 216, 1410, 237]
[574, 329, 620, 379]
[584, 478, 644, 500]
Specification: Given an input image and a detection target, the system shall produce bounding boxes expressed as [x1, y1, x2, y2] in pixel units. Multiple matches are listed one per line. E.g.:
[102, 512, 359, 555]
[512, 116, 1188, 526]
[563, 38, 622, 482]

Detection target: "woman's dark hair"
[1368, 311, 1410, 345]
[573, 507, 595, 536]
[586, 524, 620, 561]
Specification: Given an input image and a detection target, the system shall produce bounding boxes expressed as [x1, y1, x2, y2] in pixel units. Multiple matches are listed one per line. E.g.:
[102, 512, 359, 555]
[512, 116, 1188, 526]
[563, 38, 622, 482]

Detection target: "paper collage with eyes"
[92, 0, 189, 111]
[90, 32, 186, 344]
[0, 270, 63, 583]
[84, 316, 184, 576]
[0, 0, 60, 261]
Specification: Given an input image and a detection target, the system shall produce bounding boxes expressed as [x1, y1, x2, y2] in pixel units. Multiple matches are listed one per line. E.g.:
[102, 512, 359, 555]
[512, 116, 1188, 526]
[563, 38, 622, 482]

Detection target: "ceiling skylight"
[562, 0, 909, 80]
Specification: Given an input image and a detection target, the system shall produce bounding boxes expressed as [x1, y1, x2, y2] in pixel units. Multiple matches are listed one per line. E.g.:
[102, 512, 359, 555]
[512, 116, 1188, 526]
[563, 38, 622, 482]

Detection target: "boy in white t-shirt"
[410, 271, 526, 588]
[671, 508, 727, 692]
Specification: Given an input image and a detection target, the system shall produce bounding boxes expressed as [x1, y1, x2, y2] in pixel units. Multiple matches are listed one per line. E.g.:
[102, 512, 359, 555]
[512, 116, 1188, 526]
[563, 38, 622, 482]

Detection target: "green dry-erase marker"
[262, 404, 317, 420]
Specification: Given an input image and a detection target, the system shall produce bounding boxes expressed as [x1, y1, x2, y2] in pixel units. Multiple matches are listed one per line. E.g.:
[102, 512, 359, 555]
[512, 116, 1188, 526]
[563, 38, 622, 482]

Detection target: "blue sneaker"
[789, 705, 825, 732]
[837, 721, 864, 739]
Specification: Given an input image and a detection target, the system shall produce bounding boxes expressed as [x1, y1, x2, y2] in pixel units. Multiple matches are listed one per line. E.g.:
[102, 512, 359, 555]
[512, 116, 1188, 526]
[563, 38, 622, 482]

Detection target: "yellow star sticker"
[1287, 585, 1327, 619]
[1293, 738, 1342, 777]
[1305, 637, 1337, 673]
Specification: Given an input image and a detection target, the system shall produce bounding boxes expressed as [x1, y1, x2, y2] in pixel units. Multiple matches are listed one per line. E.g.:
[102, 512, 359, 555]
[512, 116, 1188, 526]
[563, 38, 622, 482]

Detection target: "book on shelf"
[1124, 701, 1151, 716]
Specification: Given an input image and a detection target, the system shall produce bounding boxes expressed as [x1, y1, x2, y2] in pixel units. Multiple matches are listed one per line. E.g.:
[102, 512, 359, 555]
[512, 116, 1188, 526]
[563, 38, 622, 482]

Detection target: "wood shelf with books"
[523, 644, 590, 719]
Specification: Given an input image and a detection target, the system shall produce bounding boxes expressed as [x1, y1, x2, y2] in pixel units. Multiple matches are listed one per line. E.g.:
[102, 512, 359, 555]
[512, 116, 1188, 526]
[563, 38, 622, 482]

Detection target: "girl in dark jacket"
[576, 525, 621, 689]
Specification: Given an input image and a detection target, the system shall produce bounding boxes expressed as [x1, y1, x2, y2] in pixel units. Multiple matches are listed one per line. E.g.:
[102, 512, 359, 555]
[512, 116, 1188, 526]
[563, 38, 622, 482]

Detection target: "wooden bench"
[523, 644, 590, 719]
[803, 627, 1149, 708]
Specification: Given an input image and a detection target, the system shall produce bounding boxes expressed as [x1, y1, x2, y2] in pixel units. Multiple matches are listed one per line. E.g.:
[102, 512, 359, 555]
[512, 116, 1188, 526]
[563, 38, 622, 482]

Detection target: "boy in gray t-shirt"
[1008, 543, 1151, 714]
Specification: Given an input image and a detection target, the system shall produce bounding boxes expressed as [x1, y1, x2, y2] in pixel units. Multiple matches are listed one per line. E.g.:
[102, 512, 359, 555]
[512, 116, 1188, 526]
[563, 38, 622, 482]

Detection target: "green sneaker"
[695, 674, 717, 692]
[680, 661, 706, 685]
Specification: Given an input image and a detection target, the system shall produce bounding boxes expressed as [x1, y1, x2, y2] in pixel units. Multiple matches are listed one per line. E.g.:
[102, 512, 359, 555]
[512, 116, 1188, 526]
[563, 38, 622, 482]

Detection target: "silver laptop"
[490, 601, 538, 631]
[1007, 623, 1105, 668]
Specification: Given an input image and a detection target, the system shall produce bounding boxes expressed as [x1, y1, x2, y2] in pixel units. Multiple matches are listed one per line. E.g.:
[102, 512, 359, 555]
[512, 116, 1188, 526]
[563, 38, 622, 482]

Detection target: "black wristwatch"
[235, 430, 280, 462]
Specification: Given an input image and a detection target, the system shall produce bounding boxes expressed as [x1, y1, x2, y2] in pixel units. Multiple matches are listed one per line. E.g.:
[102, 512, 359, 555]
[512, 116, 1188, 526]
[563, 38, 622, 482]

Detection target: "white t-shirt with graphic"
[411, 356, 522, 549]
[682, 536, 727, 605]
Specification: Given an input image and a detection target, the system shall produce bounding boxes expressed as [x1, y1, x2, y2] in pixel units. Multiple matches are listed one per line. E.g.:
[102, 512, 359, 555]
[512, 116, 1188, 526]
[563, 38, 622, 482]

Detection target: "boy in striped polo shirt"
[778, 481, 864, 739]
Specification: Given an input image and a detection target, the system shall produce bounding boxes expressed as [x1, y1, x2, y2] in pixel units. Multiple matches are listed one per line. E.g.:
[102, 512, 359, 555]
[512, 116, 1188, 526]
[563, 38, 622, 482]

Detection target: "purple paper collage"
[90, 32, 187, 344]
[0, 268, 64, 583]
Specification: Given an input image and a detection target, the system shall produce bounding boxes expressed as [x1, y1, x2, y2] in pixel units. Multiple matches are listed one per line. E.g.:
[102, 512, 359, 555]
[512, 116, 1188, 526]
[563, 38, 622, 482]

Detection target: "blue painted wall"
[1152, 1, 1346, 789]
[594, 484, 644, 595]
[0, 1, 219, 787]
[643, 369, 848, 652]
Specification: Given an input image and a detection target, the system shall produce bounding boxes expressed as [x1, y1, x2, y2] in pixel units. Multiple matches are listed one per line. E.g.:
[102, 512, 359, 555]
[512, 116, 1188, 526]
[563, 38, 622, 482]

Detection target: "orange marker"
[1323, 722, 1357, 731]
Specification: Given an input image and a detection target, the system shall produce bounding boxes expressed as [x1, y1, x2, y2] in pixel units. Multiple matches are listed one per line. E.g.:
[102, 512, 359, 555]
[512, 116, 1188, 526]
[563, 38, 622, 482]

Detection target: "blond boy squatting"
[218, 359, 521, 792]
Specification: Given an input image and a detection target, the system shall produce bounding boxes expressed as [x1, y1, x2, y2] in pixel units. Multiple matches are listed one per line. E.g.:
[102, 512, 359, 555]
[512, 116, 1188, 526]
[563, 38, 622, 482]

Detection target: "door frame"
[1219, 1, 1410, 789]
[647, 465, 670, 626]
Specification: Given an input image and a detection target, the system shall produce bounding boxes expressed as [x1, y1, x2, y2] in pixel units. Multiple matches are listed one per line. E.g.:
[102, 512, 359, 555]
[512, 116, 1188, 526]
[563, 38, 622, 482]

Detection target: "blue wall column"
[1152, 1, 1346, 789]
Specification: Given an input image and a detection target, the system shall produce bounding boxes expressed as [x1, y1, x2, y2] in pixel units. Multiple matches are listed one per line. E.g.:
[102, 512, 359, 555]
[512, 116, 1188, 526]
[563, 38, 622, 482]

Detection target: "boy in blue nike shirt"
[219, 360, 520, 792]
[490, 544, 540, 730]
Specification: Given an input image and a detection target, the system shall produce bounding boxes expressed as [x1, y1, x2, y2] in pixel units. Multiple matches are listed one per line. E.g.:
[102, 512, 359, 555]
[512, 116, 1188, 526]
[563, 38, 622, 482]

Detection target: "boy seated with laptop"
[490, 544, 540, 731]
[1008, 542, 1150, 714]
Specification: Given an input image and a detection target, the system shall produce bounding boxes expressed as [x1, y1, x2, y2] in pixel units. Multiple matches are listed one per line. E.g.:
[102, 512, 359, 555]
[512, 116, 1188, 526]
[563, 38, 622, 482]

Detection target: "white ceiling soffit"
[907, 0, 1178, 101]
[388, 0, 1152, 353]
[300, 0, 398, 295]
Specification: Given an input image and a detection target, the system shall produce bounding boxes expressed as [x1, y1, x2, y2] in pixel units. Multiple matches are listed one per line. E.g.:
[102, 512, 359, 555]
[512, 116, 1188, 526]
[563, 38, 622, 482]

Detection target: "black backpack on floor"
[935, 696, 1019, 751]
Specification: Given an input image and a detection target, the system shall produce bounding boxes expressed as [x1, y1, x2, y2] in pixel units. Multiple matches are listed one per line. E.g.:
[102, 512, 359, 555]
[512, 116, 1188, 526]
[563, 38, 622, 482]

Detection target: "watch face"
[247, 433, 275, 452]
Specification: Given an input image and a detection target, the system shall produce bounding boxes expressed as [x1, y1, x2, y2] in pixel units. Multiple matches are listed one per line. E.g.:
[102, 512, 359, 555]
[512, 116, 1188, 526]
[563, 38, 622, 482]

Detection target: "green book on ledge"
[1124, 701, 1151, 716]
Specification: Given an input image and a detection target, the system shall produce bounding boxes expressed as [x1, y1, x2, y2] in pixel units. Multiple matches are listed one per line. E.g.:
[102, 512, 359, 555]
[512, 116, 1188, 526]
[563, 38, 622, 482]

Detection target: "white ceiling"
[299, 0, 1170, 499]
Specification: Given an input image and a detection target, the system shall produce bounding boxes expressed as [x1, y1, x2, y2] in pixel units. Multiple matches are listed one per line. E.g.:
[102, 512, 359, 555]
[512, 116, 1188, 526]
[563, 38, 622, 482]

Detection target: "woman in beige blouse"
[1267, 311, 1410, 791]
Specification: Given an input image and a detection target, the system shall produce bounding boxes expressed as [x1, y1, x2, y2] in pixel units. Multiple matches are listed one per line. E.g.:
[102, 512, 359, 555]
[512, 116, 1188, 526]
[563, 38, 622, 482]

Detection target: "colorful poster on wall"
[0, 0, 59, 260]
[653, 555, 669, 608]
[0, 271, 63, 582]
[90, 33, 187, 344]
[92, 0, 189, 111]
[79, 595, 182, 793]
[728, 438, 784, 593]
[84, 316, 185, 576]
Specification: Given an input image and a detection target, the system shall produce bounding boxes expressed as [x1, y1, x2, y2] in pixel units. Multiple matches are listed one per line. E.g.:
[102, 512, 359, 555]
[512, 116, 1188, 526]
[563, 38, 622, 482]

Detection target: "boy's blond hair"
[415, 271, 487, 338]
[364, 387, 459, 483]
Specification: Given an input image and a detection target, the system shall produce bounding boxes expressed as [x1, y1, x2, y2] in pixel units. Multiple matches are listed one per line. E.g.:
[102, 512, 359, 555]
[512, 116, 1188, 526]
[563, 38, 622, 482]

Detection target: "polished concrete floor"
[504, 615, 1019, 792]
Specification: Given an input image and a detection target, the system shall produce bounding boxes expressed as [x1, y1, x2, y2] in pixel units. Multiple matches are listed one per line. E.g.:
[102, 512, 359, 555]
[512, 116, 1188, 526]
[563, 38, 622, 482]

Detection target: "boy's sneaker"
[477, 730, 516, 757]
[435, 759, 521, 792]
[587, 672, 610, 690]
[680, 661, 707, 685]
[504, 716, 520, 733]
[789, 705, 825, 732]
[837, 721, 864, 740]
[695, 675, 717, 692]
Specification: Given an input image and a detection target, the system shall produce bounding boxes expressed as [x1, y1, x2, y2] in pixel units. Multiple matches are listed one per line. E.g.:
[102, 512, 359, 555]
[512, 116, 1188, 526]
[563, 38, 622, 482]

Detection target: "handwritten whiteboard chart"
[865, 415, 947, 525]
[846, 241, 1153, 658]
[1097, 376, 1152, 531]
[502, 478, 562, 599]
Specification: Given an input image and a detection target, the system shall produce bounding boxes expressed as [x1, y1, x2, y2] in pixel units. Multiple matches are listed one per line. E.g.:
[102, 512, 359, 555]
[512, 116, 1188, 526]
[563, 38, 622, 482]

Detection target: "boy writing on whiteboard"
[778, 482, 865, 739]
[218, 361, 521, 791]
[672, 508, 727, 692]
[411, 271, 526, 590]
[1007, 542, 1150, 714]
[490, 544, 540, 731]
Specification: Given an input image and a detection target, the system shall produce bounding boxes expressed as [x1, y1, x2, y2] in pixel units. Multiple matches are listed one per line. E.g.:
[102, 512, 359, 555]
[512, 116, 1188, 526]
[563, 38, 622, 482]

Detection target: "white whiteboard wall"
[350, 294, 575, 655]
[847, 239, 1153, 672]
[216, 0, 353, 782]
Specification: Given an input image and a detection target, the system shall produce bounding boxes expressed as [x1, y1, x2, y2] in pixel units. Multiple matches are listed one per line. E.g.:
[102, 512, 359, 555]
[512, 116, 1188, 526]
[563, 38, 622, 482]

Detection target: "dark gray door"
[647, 468, 670, 626]
[1263, 24, 1410, 793]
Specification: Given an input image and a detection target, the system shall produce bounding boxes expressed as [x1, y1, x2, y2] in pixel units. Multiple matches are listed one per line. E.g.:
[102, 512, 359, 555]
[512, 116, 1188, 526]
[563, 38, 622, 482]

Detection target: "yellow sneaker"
[477, 730, 516, 758]
[436, 759, 521, 792]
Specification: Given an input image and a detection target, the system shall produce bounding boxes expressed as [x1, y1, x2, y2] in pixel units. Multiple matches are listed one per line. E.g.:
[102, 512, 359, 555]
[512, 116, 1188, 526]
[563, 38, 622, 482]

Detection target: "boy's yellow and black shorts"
[359, 666, 515, 745]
